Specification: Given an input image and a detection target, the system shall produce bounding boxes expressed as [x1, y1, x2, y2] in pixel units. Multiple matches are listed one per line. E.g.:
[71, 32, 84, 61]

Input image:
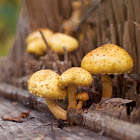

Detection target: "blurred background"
[0, 0, 20, 56]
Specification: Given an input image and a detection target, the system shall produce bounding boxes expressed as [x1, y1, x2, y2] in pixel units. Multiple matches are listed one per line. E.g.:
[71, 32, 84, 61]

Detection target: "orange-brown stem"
[101, 75, 113, 98]
[75, 100, 84, 110]
[45, 98, 67, 120]
[67, 84, 77, 111]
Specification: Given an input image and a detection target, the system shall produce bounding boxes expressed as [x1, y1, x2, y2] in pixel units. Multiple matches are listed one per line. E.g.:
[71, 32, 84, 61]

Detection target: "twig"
[75, 0, 104, 32]
[39, 30, 50, 50]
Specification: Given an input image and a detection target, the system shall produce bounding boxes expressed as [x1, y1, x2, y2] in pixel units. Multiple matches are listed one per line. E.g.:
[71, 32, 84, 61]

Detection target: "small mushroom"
[26, 28, 53, 44]
[63, 0, 89, 35]
[75, 92, 89, 110]
[47, 33, 79, 55]
[59, 67, 93, 110]
[26, 28, 53, 56]
[81, 44, 133, 101]
[26, 39, 47, 56]
[63, 0, 82, 35]
[28, 70, 67, 120]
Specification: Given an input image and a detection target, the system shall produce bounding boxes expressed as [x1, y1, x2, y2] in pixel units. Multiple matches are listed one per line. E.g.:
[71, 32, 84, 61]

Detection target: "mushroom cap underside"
[28, 70, 66, 99]
[59, 67, 93, 89]
[81, 44, 133, 75]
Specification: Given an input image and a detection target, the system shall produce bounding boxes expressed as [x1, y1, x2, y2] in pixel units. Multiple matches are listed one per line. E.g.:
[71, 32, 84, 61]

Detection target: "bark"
[0, 97, 113, 140]
[68, 109, 140, 140]
[1, 82, 140, 140]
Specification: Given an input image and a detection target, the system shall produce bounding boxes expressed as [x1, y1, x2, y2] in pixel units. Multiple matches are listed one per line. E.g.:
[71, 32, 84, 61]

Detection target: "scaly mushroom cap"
[28, 70, 66, 99]
[47, 33, 79, 54]
[26, 28, 53, 44]
[27, 39, 47, 56]
[59, 67, 93, 89]
[81, 44, 133, 74]
[76, 92, 89, 101]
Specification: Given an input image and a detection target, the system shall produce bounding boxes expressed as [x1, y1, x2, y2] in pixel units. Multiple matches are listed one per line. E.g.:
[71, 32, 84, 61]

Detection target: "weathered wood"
[0, 83, 50, 113]
[133, 0, 140, 73]
[0, 97, 113, 140]
[68, 109, 140, 140]
[0, 83, 139, 123]
[1, 83, 140, 140]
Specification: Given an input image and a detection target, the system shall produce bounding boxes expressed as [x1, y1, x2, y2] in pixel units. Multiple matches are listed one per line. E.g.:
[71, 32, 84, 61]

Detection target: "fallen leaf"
[1, 111, 30, 123]
[20, 111, 30, 118]
[1, 116, 23, 123]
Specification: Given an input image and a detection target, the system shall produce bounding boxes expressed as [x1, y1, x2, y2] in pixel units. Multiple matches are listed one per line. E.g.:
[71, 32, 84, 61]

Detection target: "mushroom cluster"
[26, 29, 79, 56]
[28, 68, 92, 120]
[47, 33, 79, 55]
[28, 70, 67, 120]
[27, 43, 133, 121]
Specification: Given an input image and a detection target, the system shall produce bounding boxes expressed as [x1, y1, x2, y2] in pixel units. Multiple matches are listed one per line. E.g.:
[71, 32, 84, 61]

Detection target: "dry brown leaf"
[1, 116, 23, 123]
[1, 111, 30, 123]
[20, 111, 30, 118]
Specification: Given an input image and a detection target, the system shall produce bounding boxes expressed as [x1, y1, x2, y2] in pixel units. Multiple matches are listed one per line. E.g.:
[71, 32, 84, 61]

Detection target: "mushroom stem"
[45, 98, 67, 120]
[75, 100, 84, 110]
[67, 84, 77, 110]
[101, 75, 113, 98]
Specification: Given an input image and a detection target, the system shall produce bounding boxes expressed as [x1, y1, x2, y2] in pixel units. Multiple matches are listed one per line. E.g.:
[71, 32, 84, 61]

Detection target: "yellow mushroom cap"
[59, 67, 93, 89]
[26, 28, 53, 44]
[81, 44, 133, 75]
[47, 33, 79, 54]
[26, 39, 47, 56]
[28, 70, 66, 100]
[76, 92, 89, 101]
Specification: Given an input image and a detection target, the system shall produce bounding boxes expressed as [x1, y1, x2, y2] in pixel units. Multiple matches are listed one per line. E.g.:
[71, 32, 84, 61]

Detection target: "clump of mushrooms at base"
[27, 29, 93, 121]
[27, 28, 133, 121]
[28, 67, 92, 121]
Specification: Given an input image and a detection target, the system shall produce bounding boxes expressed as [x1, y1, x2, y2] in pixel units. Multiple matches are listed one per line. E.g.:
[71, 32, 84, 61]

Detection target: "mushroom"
[75, 92, 89, 110]
[47, 33, 79, 55]
[63, 0, 82, 35]
[26, 39, 47, 56]
[59, 67, 93, 110]
[63, 0, 89, 35]
[81, 44, 133, 101]
[26, 28, 53, 44]
[28, 70, 67, 120]
[26, 28, 53, 55]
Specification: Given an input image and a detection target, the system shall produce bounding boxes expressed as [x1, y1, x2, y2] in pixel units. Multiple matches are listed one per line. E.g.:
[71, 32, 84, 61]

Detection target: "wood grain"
[68, 109, 140, 140]
[0, 97, 113, 140]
